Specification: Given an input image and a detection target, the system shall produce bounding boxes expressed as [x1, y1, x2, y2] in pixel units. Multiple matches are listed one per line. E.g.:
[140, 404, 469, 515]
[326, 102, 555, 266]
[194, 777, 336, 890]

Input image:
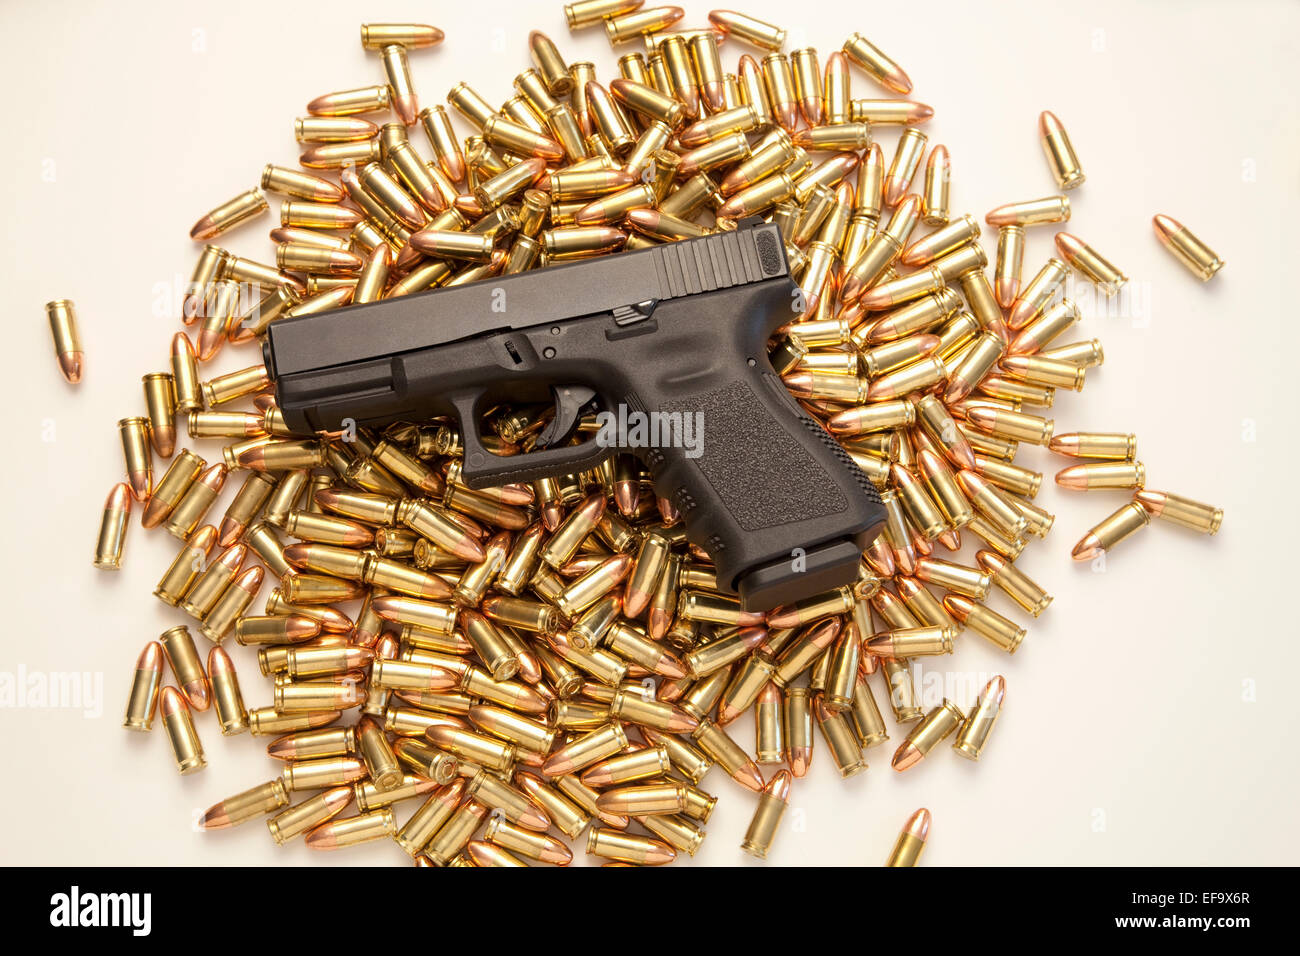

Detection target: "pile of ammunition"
[69, 2, 1226, 866]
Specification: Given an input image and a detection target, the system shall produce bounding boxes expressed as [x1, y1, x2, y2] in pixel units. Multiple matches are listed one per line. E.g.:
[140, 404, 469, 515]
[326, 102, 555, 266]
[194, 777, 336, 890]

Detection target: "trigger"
[535, 385, 597, 449]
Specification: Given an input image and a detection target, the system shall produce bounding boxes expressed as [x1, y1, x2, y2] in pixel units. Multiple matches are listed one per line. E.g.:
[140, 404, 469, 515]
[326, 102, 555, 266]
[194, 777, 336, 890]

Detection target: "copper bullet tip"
[716, 702, 744, 726]
[346, 647, 375, 668]
[715, 196, 746, 220]
[984, 205, 1015, 227]
[574, 202, 608, 227]
[537, 841, 573, 866]
[136, 641, 163, 671]
[737, 626, 771, 653]
[946, 442, 977, 470]
[1054, 232, 1085, 259]
[265, 737, 297, 760]
[891, 742, 922, 771]
[1007, 301, 1036, 331]
[217, 518, 244, 548]
[734, 763, 766, 793]
[781, 372, 814, 397]
[863, 635, 890, 657]
[904, 807, 931, 841]
[393, 94, 419, 126]
[541, 754, 574, 777]
[865, 538, 895, 577]
[655, 654, 687, 681]
[189, 525, 218, 554]
[995, 278, 1020, 309]
[1054, 465, 1089, 490]
[647, 608, 676, 639]
[884, 64, 913, 95]
[159, 685, 186, 717]
[151, 426, 176, 459]
[941, 594, 974, 621]
[206, 645, 233, 676]
[321, 786, 354, 814]
[189, 216, 218, 241]
[281, 544, 314, 570]
[1071, 534, 1104, 561]
[453, 193, 484, 217]
[774, 102, 798, 132]
[987, 675, 1007, 705]
[538, 503, 562, 532]
[765, 601, 809, 629]
[125, 469, 150, 504]
[423, 724, 460, 751]
[1133, 489, 1164, 515]
[703, 81, 725, 113]
[106, 481, 133, 514]
[514, 806, 551, 837]
[1151, 213, 1181, 242]
[613, 483, 639, 518]
[198, 804, 232, 830]
[292, 615, 327, 641]
[963, 406, 998, 433]
[799, 97, 822, 127]
[58, 351, 84, 384]
[767, 769, 792, 801]
[955, 467, 986, 493]
[789, 746, 812, 778]
[303, 825, 341, 850]
[197, 329, 225, 363]
[183, 679, 211, 712]
[624, 207, 661, 231]
[884, 177, 909, 209]
[236, 447, 269, 470]
[1047, 435, 1078, 456]
[213, 542, 246, 573]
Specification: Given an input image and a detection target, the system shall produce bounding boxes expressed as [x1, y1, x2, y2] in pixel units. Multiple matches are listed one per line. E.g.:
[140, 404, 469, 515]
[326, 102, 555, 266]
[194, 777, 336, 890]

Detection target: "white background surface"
[1, 0, 1297, 866]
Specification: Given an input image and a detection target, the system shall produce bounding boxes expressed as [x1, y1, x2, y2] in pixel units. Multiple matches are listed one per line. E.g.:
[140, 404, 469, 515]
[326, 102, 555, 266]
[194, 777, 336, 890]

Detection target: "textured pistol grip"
[645, 373, 885, 610]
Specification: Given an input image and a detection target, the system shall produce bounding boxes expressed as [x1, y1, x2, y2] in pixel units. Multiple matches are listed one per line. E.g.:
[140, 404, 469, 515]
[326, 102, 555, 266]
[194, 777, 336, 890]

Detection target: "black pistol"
[263, 218, 885, 610]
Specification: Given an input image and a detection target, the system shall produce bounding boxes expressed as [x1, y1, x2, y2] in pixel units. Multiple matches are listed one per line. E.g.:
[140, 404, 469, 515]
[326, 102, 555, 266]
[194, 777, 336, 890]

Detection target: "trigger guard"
[460, 435, 612, 488]
[449, 389, 612, 488]
[446, 390, 490, 469]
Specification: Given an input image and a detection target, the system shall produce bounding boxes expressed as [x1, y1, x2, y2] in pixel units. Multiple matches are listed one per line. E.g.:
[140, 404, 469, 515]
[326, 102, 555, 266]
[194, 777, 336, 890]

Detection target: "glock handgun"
[263, 217, 885, 610]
